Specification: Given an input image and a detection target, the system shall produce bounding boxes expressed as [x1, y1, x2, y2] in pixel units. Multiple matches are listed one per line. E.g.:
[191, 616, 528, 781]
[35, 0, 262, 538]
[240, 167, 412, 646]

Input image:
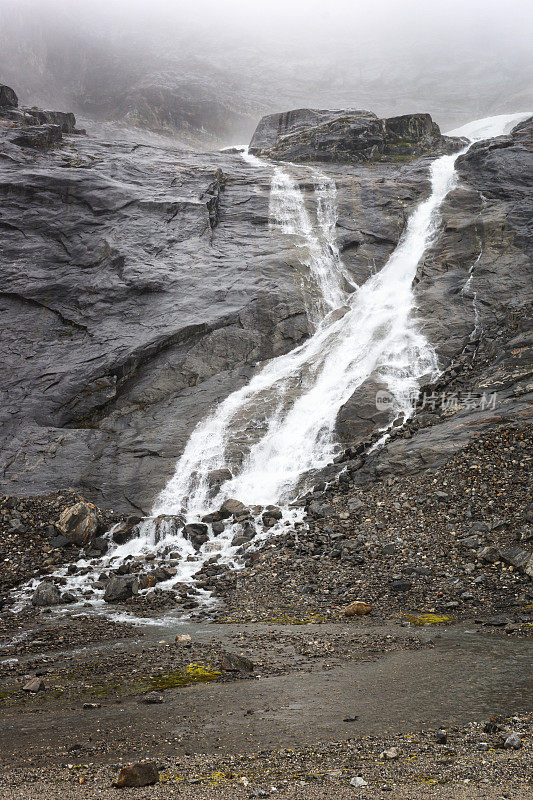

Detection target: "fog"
[1, 0, 532, 144]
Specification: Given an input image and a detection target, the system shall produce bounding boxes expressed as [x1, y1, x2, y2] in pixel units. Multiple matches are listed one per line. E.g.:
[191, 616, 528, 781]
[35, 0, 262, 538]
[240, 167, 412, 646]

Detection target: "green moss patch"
[402, 613, 455, 626]
[139, 663, 221, 692]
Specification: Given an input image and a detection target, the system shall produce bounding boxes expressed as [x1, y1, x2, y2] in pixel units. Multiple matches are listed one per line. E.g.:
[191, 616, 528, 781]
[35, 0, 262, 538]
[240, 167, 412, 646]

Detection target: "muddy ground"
[0, 613, 531, 798]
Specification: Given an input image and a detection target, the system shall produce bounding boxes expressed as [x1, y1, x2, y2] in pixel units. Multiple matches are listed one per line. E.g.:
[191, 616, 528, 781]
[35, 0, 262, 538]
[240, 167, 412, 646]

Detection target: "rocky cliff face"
[249, 109, 464, 163]
[1, 87, 531, 515]
[336, 116, 533, 485]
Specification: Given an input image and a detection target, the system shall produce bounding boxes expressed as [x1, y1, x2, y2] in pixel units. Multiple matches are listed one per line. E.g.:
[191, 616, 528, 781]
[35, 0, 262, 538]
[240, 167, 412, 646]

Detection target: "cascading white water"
[151, 113, 532, 520]
[268, 166, 349, 321]
[24, 112, 530, 606]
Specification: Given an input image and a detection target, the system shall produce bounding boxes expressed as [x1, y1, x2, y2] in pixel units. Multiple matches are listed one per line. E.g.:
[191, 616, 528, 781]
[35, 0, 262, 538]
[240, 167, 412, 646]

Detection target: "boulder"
[498, 545, 533, 578]
[262, 506, 282, 526]
[104, 575, 136, 603]
[0, 85, 18, 108]
[135, 573, 158, 591]
[183, 522, 209, 549]
[112, 515, 143, 545]
[29, 110, 76, 133]
[379, 746, 400, 760]
[206, 468, 232, 496]
[152, 514, 183, 543]
[503, 732, 522, 750]
[113, 760, 159, 788]
[57, 501, 99, 546]
[249, 108, 463, 163]
[91, 536, 109, 553]
[344, 600, 372, 617]
[220, 651, 255, 673]
[335, 378, 392, 446]
[389, 578, 413, 592]
[307, 501, 333, 519]
[32, 582, 61, 607]
[23, 677, 44, 692]
[219, 498, 249, 518]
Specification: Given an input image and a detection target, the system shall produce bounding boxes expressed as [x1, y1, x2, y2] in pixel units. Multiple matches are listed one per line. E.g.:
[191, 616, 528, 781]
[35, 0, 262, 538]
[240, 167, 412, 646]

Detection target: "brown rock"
[57, 502, 99, 546]
[113, 761, 159, 788]
[344, 600, 372, 617]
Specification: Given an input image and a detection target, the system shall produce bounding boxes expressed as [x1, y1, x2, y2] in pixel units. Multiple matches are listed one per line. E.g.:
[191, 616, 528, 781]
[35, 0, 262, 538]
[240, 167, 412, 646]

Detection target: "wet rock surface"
[1, 99, 530, 513]
[0, 90, 449, 512]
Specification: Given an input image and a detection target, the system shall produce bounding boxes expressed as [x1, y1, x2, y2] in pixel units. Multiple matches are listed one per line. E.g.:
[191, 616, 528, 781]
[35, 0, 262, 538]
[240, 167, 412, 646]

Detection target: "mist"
[1, 0, 532, 144]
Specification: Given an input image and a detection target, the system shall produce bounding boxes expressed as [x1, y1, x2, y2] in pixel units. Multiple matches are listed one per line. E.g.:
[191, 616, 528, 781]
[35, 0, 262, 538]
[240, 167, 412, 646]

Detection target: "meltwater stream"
[26, 112, 532, 608]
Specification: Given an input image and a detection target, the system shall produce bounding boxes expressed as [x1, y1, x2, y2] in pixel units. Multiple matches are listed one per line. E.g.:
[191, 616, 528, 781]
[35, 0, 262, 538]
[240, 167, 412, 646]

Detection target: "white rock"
[379, 746, 400, 760]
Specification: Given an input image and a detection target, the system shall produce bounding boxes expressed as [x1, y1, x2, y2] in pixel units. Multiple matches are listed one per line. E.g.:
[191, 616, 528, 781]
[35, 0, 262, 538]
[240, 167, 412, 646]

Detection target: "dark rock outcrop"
[0, 86, 76, 151]
[0, 85, 18, 108]
[249, 109, 464, 163]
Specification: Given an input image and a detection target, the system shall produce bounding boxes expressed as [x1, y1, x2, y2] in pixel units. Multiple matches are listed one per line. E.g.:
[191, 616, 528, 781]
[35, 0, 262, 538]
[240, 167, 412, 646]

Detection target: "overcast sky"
[5, 0, 532, 52]
[1, 0, 532, 134]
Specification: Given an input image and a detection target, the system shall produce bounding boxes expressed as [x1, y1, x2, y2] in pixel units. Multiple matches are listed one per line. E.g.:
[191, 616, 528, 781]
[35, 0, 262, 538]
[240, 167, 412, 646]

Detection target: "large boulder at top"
[0, 85, 18, 109]
[57, 501, 99, 546]
[249, 108, 464, 163]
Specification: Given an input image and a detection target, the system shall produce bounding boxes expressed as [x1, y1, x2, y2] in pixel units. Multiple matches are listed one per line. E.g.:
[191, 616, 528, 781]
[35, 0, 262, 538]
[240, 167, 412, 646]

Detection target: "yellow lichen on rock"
[402, 613, 455, 626]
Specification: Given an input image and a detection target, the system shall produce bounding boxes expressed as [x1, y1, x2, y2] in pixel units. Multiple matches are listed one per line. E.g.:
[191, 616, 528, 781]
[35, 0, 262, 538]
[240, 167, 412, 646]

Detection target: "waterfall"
[32, 112, 531, 602]
[149, 115, 533, 530]
[152, 147, 458, 520]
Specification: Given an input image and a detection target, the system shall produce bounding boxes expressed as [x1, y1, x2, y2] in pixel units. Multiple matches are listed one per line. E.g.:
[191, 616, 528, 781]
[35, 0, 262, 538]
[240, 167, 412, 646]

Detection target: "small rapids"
[19, 112, 532, 610]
